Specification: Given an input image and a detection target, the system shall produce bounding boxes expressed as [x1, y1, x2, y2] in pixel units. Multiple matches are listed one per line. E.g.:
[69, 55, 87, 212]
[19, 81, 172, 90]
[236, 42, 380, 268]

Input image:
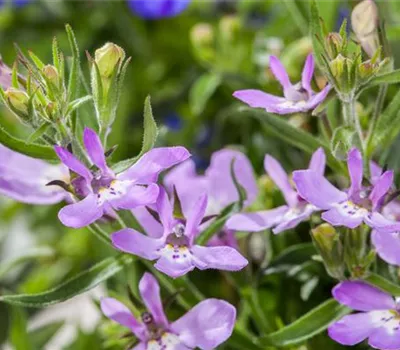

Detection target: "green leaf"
[310, 1, 330, 74]
[189, 72, 221, 116]
[260, 299, 350, 347]
[366, 69, 400, 88]
[228, 328, 263, 350]
[111, 96, 158, 173]
[330, 126, 358, 161]
[230, 158, 247, 209]
[263, 243, 316, 276]
[65, 24, 80, 102]
[0, 125, 58, 160]
[66, 95, 93, 115]
[10, 307, 32, 350]
[26, 123, 52, 144]
[237, 107, 346, 174]
[0, 303, 9, 345]
[28, 51, 45, 70]
[365, 273, 400, 296]
[29, 322, 64, 349]
[0, 255, 132, 308]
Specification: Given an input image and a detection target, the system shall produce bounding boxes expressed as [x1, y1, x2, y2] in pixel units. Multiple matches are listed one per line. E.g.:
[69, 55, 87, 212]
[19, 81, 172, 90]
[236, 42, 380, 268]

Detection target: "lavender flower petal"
[154, 255, 195, 278]
[368, 321, 400, 350]
[110, 183, 159, 210]
[272, 204, 316, 234]
[347, 148, 363, 199]
[293, 170, 347, 210]
[308, 147, 326, 175]
[232, 89, 286, 109]
[58, 194, 103, 228]
[83, 127, 111, 175]
[184, 194, 208, 243]
[269, 55, 292, 90]
[322, 207, 365, 229]
[192, 245, 248, 271]
[156, 187, 176, 233]
[131, 206, 163, 238]
[301, 54, 315, 95]
[170, 299, 236, 350]
[369, 170, 394, 210]
[138, 273, 168, 328]
[372, 230, 400, 266]
[332, 281, 396, 311]
[54, 146, 92, 182]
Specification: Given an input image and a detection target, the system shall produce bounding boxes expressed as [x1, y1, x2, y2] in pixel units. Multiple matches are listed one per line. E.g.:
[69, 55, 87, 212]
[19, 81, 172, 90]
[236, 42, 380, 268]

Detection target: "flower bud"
[326, 32, 343, 59]
[329, 54, 346, 79]
[5, 87, 29, 114]
[312, 224, 344, 279]
[246, 232, 268, 266]
[95, 42, 125, 78]
[191, 23, 214, 47]
[219, 15, 241, 42]
[42, 65, 59, 86]
[351, 0, 380, 57]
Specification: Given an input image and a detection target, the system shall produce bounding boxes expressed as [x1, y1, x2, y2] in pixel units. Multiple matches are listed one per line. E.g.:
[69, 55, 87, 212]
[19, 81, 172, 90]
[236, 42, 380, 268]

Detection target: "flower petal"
[131, 206, 163, 238]
[156, 187, 175, 233]
[304, 84, 331, 110]
[0, 144, 68, 204]
[100, 297, 145, 340]
[293, 170, 347, 210]
[322, 206, 365, 229]
[206, 149, 258, 209]
[171, 299, 236, 350]
[369, 170, 394, 210]
[54, 146, 92, 182]
[372, 230, 400, 266]
[232, 89, 286, 109]
[368, 318, 400, 350]
[225, 206, 288, 232]
[365, 212, 400, 233]
[332, 281, 395, 311]
[58, 194, 103, 228]
[110, 183, 159, 210]
[301, 54, 315, 95]
[328, 312, 377, 346]
[273, 204, 316, 234]
[308, 147, 326, 175]
[269, 55, 291, 90]
[264, 155, 298, 207]
[83, 127, 111, 175]
[111, 229, 163, 260]
[118, 147, 190, 183]
[154, 255, 195, 278]
[138, 273, 168, 328]
[347, 148, 363, 199]
[191, 245, 248, 271]
[185, 194, 208, 243]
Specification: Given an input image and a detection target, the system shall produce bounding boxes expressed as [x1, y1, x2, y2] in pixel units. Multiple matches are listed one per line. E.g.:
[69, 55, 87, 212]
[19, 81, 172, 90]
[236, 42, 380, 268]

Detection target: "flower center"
[336, 200, 369, 217]
[147, 332, 181, 350]
[284, 83, 309, 102]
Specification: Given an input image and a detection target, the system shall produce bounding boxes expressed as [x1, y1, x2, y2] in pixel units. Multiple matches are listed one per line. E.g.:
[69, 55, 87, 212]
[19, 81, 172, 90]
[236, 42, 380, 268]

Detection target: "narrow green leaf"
[260, 299, 351, 347]
[10, 307, 32, 350]
[0, 125, 58, 160]
[283, 0, 308, 36]
[310, 1, 328, 71]
[237, 107, 346, 174]
[228, 328, 263, 350]
[365, 273, 400, 296]
[65, 24, 80, 101]
[66, 95, 93, 115]
[12, 62, 19, 88]
[27, 123, 52, 143]
[0, 255, 132, 308]
[366, 69, 400, 88]
[28, 51, 45, 70]
[111, 96, 158, 173]
[330, 126, 358, 161]
[230, 158, 247, 209]
[189, 72, 221, 116]
[52, 37, 60, 72]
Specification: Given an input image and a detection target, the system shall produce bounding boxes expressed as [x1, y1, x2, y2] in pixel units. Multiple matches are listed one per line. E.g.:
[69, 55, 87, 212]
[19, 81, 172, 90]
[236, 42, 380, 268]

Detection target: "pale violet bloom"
[55, 127, 190, 228]
[127, 0, 190, 19]
[233, 54, 331, 114]
[293, 148, 394, 229]
[226, 148, 326, 234]
[112, 188, 248, 278]
[328, 281, 400, 350]
[101, 272, 236, 350]
[0, 144, 69, 204]
[133, 149, 258, 248]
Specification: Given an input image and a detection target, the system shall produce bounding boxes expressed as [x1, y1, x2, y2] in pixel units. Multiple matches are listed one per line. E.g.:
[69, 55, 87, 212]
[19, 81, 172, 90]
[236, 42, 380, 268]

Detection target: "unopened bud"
[43, 65, 59, 86]
[312, 224, 344, 279]
[326, 32, 343, 59]
[219, 15, 241, 41]
[246, 232, 268, 266]
[95, 42, 125, 78]
[191, 23, 214, 47]
[329, 54, 346, 78]
[351, 0, 380, 57]
[5, 88, 29, 114]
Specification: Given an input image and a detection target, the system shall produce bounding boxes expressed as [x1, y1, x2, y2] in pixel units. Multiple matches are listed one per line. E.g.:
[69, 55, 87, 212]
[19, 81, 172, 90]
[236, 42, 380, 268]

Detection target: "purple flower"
[328, 281, 400, 350]
[233, 54, 331, 115]
[55, 127, 190, 228]
[101, 273, 236, 349]
[112, 188, 248, 278]
[226, 148, 326, 234]
[127, 0, 190, 19]
[0, 59, 12, 89]
[0, 144, 69, 204]
[293, 148, 394, 229]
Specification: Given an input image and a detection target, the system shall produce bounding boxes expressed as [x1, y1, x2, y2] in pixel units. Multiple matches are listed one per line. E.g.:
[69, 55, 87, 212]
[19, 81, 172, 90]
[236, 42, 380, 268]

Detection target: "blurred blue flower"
[336, 6, 350, 33]
[164, 112, 183, 131]
[127, 0, 191, 19]
[0, 0, 31, 7]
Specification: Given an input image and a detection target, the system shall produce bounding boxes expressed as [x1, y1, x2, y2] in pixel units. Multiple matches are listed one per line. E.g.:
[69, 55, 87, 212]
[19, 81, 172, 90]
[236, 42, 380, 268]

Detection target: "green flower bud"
[219, 15, 241, 42]
[191, 23, 214, 46]
[351, 0, 380, 58]
[42, 65, 59, 86]
[95, 42, 125, 78]
[329, 54, 346, 79]
[312, 224, 344, 279]
[5, 87, 29, 115]
[325, 32, 343, 59]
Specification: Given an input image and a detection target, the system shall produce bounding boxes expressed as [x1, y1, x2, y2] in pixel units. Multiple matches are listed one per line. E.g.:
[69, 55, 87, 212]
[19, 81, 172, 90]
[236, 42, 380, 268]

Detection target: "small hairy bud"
[42, 65, 59, 86]
[95, 42, 125, 78]
[5, 87, 29, 114]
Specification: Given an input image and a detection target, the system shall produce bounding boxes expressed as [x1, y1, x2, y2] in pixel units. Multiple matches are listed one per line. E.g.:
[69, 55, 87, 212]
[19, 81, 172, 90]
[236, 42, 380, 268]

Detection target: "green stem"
[87, 223, 113, 248]
[342, 97, 365, 154]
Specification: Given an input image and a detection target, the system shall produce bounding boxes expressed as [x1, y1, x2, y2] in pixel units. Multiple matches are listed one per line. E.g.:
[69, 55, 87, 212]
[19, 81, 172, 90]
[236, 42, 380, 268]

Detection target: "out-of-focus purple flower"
[127, 0, 191, 19]
[55, 127, 190, 228]
[0, 59, 12, 89]
[101, 272, 236, 349]
[293, 148, 394, 230]
[164, 112, 183, 131]
[0, 0, 31, 8]
[112, 188, 248, 278]
[0, 144, 69, 205]
[328, 281, 400, 349]
[233, 54, 331, 115]
[226, 148, 325, 234]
